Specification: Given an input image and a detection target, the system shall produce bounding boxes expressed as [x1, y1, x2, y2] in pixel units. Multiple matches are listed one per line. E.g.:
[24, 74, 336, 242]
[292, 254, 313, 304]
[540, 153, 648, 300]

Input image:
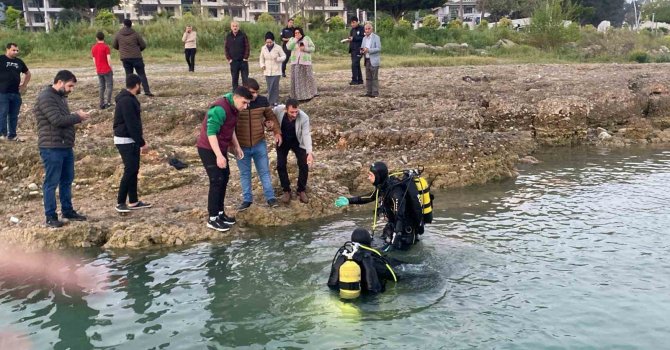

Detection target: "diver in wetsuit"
[335, 162, 426, 251]
[328, 228, 398, 298]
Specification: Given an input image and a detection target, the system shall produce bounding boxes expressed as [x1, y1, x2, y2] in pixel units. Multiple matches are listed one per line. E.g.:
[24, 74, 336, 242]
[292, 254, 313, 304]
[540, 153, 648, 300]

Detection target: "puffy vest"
[196, 97, 239, 153]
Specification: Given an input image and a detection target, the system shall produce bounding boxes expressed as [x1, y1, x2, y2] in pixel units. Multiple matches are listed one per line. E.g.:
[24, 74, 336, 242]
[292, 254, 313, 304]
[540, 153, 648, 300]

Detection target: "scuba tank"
[391, 167, 434, 224]
[338, 243, 362, 299]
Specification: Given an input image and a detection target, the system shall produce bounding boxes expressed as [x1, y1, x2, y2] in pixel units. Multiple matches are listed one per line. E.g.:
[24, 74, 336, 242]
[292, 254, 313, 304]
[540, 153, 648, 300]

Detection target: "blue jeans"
[39, 148, 75, 218]
[236, 140, 276, 203]
[0, 93, 22, 138]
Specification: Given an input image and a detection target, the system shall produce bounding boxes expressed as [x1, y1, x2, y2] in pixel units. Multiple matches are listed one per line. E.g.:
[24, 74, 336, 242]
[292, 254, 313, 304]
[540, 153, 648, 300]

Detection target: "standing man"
[236, 78, 282, 211]
[196, 86, 253, 232]
[91, 32, 113, 109]
[280, 18, 294, 78]
[273, 99, 314, 204]
[0, 43, 31, 141]
[347, 17, 364, 85]
[224, 21, 250, 90]
[113, 19, 154, 97]
[34, 70, 89, 228]
[182, 25, 197, 72]
[113, 74, 152, 213]
[361, 23, 381, 98]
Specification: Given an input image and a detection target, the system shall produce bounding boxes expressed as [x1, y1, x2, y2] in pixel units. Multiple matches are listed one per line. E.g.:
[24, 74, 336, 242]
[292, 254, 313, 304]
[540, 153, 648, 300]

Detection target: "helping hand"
[335, 196, 349, 208]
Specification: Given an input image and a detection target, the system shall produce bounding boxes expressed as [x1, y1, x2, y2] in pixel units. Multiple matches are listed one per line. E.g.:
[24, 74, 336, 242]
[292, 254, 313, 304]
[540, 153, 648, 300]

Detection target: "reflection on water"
[2, 147, 670, 349]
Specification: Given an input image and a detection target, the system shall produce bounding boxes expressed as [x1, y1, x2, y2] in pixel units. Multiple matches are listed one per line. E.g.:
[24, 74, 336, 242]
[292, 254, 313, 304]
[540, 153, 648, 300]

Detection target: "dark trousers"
[276, 141, 308, 193]
[198, 147, 230, 217]
[39, 147, 75, 219]
[282, 46, 291, 77]
[185, 48, 196, 71]
[116, 143, 141, 205]
[121, 58, 152, 94]
[365, 59, 379, 97]
[0, 92, 21, 138]
[230, 59, 249, 90]
[351, 53, 363, 83]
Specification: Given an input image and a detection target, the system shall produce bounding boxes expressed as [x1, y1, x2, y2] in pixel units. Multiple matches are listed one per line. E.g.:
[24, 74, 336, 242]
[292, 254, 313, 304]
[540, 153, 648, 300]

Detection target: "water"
[2, 146, 670, 349]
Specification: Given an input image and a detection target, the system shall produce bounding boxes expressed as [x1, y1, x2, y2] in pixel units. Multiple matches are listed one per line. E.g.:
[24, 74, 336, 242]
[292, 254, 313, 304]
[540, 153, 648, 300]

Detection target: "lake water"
[2, 146, 670, 349]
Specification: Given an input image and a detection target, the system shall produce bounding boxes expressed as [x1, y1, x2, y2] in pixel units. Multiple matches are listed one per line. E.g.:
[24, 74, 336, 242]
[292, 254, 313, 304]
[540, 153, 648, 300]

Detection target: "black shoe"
[207, 217, 231, 232]
[360, 94, 370, 97]
[267, 199, 279, 208]
[218, 212, 236, 225]
[63, 210, 87, 221]
[46, 216, 64, 228]
[116, 203, 130, 213]
[145, 93, 155, 97]
[349, 81, 357, 85]
[237, 201, 252, 211]
[129, 201, 152, 210]
[282, 74, 287, 78]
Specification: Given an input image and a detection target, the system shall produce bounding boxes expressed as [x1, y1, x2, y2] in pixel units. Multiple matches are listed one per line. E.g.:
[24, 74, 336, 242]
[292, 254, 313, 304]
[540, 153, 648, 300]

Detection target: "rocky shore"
[3, 63, 670, 250]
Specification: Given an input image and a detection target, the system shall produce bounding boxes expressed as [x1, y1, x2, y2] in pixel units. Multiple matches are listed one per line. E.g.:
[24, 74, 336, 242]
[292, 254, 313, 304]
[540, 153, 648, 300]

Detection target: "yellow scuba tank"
[338, 244, 362, 299]
[413, 175, 433, 223]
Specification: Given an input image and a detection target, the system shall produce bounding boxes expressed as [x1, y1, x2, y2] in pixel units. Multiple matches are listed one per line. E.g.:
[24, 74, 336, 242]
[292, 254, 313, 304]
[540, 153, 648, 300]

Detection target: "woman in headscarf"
[286, 27, 318, 101]
[259, 31, 286, 106]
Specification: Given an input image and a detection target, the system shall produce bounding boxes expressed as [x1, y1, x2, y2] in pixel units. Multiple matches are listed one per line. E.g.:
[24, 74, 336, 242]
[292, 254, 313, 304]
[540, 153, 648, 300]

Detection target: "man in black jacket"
[34, 70, 90, 228]
[280, 18, 294, 78]
[224, 21, 250, 90]
[113, 74, 151, 213]
[347, 17, 365, 85]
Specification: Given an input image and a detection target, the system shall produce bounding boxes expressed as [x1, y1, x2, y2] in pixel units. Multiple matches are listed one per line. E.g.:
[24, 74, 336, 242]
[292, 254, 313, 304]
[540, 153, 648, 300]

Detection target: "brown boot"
[281, 191, 291, 204]
[298, 191, 309, 204]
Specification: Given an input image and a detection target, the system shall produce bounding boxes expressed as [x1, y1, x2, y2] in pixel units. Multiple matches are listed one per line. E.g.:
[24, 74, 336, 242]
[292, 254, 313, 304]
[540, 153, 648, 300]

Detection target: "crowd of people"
[0, 16, 383, 228]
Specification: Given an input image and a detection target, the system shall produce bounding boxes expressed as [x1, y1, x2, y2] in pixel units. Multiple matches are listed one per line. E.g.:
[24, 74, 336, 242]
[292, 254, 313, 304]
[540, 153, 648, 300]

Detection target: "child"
[91, 31, 113, 109]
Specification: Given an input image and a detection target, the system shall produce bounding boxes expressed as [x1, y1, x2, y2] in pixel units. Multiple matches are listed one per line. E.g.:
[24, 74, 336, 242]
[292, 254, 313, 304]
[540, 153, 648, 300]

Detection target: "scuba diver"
[334, 161, 433, 251]
[328, 228, 398, 299]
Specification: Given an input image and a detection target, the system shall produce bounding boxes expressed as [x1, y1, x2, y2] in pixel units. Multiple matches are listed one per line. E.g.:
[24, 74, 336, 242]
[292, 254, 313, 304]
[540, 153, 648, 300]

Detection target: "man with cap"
[334, 162, 425, 251]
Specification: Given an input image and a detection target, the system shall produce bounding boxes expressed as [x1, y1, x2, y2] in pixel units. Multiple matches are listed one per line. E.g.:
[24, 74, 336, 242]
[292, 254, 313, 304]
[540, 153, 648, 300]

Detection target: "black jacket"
[349, 25, 364, 53]
[113, 89, 145, 146]
[348, 177, 423, 234]
[224, 31, 250, 61]
[35, 86, 82, 148]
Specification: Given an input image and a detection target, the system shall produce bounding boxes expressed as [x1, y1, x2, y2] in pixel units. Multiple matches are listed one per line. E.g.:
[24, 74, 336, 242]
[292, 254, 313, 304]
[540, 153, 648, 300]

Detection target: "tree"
[2, 5, 25, 29]
[345, 0, 445, 22]
[528, 0, 580, 49]
[642, 0, 670, 24]
[576, 0, 625, 26]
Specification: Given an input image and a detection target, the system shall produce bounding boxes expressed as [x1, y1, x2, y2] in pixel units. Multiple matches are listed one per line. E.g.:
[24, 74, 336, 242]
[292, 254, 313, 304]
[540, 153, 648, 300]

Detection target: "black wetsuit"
[327, 244, 397, 294]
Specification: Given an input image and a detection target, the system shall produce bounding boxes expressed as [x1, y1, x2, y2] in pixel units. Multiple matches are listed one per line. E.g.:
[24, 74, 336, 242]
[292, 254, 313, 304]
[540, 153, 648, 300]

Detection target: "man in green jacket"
[34, 70, 90, 228]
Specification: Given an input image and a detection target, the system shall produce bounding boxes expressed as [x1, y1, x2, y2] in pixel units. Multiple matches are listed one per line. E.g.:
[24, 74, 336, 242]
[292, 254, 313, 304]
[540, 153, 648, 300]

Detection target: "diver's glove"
[335, 196, 349, 208]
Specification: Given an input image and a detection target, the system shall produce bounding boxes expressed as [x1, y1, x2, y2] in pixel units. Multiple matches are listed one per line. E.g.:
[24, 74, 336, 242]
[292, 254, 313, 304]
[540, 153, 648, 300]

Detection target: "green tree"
[576, 0, 625, 26]
[328, 15, 345, 31]
[528, 0, 580, 49]
[95, 8, 117, 26]
[3, 6, 25, 29]
[643, 0, 670, 24]
[257, 12, 276, 24]
[346, 0, 445, 22]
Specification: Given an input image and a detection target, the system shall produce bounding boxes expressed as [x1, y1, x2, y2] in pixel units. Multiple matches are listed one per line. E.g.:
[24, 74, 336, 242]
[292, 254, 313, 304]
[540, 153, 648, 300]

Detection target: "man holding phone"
[34, 70, 90, 228]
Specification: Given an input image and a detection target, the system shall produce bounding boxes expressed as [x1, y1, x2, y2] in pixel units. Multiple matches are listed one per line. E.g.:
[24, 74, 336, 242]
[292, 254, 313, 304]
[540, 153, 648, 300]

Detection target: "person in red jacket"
[196, 86, 253, 232]
[91, 31, 113, 109]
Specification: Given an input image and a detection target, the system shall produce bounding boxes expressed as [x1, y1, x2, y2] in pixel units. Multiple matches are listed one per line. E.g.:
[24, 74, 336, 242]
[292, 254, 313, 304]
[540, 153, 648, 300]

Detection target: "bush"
[629, 50, 650, 63]
[447, 19, 463, 29]
[3, 6, 24, 29]
[498, 17, 512, 28]
[397, 18, 412, 31]
[257, 12, 275, 24]
[94, 9, 116, 27]
[376, 15, 395, 35]
[477, 19, 489, 31]
[527, 0, 581, 49]
[328, 15, 345, 31]
[422, 15, 440, 30]
[293, 15, 306, 28]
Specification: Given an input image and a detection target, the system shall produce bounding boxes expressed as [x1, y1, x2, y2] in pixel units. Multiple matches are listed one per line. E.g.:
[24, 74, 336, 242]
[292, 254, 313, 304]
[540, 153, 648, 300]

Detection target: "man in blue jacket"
[347, 16, 365, 85]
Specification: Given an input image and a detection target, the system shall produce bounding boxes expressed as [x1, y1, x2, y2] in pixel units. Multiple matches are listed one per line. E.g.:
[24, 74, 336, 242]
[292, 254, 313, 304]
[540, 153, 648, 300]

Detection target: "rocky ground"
[3, 62, 670, 250]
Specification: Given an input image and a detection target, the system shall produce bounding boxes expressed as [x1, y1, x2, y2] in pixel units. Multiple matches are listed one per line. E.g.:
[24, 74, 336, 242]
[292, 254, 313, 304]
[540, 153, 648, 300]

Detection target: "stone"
[9, 216, 20, 224]
[28, 191, 40, 197]
[28, 183, 38, 191]
[598, 131, 612, 140]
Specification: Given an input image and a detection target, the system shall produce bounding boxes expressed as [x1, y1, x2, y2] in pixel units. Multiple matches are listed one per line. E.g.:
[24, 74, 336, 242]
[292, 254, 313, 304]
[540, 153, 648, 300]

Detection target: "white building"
[432, 0, 486, 25]
[22, 0, 352, 30]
